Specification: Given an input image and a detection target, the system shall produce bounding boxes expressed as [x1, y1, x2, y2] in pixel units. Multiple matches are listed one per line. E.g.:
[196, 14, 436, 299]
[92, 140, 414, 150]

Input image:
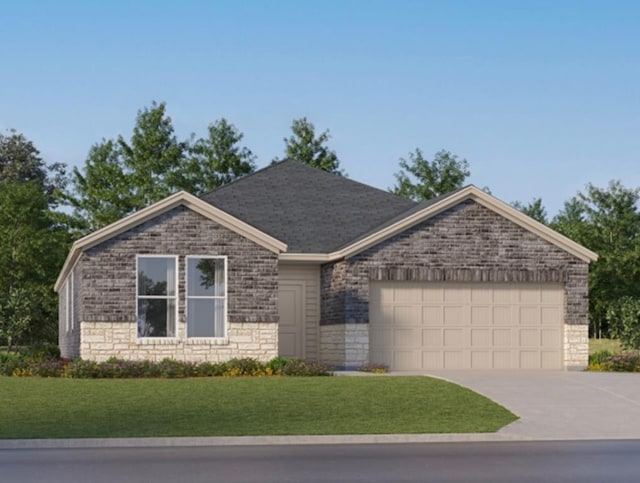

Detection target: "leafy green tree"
[392, 149, 470, 201]
[71, 103, 256, 230]
[607, 297, 640, 350]
[0, 129, 66, 205]
[0, 179, 70, 347]
[274, 117, 343, 174]
[552, 181, 640, 337]
[186, 118, 256, 194]
[512, 198, 548, 224]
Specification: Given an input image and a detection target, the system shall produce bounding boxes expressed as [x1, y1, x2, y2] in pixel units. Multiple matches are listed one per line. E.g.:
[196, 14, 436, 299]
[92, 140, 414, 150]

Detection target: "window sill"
[185, 337, 229, 346]
[136, 337, 180, 345]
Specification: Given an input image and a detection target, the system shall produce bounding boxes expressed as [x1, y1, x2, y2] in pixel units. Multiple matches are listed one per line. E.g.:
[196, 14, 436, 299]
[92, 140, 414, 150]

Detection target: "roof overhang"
[279, 185, 598, 264]
[55, 191, 287, 292]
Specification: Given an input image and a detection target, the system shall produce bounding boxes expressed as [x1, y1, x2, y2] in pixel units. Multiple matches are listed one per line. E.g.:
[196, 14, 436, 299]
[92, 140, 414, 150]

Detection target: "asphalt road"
[2, 441, 640, 483]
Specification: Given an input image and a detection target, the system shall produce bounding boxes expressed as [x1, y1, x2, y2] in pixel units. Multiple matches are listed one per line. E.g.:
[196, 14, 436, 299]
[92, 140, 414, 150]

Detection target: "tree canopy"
[512, 198, 549, 224]
[274, 117, 343, 174]
[70, 102, 255, 230]
[392, 149, 470, 201]
[551, 181, 640, 337]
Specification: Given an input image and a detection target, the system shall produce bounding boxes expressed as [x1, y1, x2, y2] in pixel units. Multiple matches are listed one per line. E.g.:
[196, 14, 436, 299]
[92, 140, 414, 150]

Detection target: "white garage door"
[369, 282, 564, 370]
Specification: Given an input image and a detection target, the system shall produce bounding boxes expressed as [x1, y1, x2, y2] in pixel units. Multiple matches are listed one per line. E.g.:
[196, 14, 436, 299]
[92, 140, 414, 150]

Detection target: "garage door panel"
[541, 351, 561, 369]
[423, 287, 444, 303]
[422, 306, 442, 325]
[471, 306, 491, 325]
[394, 328, 420, 347]
[423, 329, 442, 347]
[394, 286, 422, 303]
[444, 328, 464, 347]
[471, 351, 492, 369]
[493, 329, 511, 346]
[541, 306, 562, 325]
[471, 329, 491, 347]
[370, 328, 391, 349]
[369, 282, 564, 370]
[393, 306, 421, 326]
[541, 329, 561, 347]
[493, 306, 512, 325]
[520, 306, 541, 325]
[444, 351, 465, 369]
[394, 351, 420, 371]
[519, 329, 539, 347]
[444, 286, 471, 303]
[444, 306, 467, 325]
[493, 351, 512, 369]
[423, 351, 443, 369]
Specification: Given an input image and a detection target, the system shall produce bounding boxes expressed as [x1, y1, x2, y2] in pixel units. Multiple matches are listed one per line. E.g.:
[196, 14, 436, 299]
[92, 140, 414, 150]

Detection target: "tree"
[607, 297, 640, 350]
[0, 129, 66, 205]
[392, 149, 470, 201]
[552, 181, 640, 337]
[512, 198, 548, 224]
[0, 179, 70, 347]
[186, 118, 256, 194]
[274, 117, 343, 174]
[70, 103, 256, 230]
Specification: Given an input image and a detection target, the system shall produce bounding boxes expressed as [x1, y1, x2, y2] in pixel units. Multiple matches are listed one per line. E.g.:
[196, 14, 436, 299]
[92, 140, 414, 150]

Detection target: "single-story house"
[55, 160, 597, 370]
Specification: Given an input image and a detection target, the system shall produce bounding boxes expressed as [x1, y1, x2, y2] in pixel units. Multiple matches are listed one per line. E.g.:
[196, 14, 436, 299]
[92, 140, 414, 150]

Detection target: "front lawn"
[0, 376, 517, 439]
[589, 338, 621, 355]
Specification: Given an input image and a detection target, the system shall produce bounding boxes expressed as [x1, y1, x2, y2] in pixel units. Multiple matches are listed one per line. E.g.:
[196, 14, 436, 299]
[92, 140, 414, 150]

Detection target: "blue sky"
[1, 0, 638, 217]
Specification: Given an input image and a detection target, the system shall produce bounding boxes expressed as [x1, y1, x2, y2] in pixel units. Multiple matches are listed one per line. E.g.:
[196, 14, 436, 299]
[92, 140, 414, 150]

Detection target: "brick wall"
[322, 200, 589, 326]
[68, 206, 279, 360]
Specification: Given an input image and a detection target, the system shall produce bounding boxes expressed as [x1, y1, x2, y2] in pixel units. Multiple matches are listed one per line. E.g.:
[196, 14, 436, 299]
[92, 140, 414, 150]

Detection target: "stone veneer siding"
[320, 200, 590, 369]
[319, 324, 368, 369]
[68, 206, 279, 361]
[564, 324, 589, 370]
[80, 322, 277, 362]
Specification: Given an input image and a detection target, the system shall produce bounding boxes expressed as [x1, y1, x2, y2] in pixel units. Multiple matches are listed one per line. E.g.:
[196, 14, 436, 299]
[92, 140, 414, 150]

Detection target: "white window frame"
[136, 254, 179, 339]
[185, 255, 228, 339]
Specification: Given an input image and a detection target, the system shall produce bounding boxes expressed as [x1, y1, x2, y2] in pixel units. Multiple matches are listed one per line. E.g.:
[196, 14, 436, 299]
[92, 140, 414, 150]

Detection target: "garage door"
[369, 282, 564, 370]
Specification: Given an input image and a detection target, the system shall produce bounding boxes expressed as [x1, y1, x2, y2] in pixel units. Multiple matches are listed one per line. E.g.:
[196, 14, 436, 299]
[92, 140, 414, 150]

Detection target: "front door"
[278, 281, 304, 358]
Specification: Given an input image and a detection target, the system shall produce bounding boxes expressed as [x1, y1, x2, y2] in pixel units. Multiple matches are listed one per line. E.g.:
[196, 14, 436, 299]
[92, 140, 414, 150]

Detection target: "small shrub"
[600, 353, 640, 372]
[356, 363, 389, 374]
[589, 350, 613, 366]
[196, 361, 228, 377]
[225, 358, 266, 376]
[607, 297, 640, 351]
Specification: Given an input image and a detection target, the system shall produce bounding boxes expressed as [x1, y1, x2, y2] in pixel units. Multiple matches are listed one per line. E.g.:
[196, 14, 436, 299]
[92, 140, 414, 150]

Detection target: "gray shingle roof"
[200, 160, 416, 253]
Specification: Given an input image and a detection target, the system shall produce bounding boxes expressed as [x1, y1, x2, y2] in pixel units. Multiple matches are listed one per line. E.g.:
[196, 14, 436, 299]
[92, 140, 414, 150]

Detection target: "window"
[186, 256, 226, 338]
[137, 256, 177, 338]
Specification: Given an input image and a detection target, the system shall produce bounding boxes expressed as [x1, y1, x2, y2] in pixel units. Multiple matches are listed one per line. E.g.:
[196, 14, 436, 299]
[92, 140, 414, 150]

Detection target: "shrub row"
[587, 351, 640, 372]
[0, 356, 332, 378]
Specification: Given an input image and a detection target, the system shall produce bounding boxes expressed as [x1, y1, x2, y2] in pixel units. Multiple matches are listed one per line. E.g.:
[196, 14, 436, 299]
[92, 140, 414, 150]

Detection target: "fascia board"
[279, 186, 597, 265]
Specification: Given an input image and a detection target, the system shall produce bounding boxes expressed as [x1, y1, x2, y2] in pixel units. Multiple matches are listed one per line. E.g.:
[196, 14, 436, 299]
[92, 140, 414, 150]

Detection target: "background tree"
[551, 181, 640, 338]
[392, 149, 470, 201]
[185, 118, 256, 194]
[70, 102, 255, 230]
[512, 198, 548, 224]
[274, 117, 343, 174]
[0, 129, 66, 204]
[0, 179, 70, 348]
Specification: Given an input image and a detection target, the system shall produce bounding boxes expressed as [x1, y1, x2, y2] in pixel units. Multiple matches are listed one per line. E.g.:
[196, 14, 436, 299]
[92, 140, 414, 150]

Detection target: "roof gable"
[54, 191, 286, 292]
[280, 185, 598, 263]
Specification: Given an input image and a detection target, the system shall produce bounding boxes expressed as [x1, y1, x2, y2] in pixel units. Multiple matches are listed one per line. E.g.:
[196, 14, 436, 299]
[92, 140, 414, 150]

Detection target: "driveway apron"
[425, 371, 640, 440]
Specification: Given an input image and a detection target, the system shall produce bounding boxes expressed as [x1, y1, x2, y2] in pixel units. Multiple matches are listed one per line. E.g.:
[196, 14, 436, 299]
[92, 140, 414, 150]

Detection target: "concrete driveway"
[426, 371, 640, 440]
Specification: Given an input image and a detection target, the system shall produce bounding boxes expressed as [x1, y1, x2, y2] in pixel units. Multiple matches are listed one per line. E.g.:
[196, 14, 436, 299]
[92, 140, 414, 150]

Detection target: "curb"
[0, 433, 529, 449]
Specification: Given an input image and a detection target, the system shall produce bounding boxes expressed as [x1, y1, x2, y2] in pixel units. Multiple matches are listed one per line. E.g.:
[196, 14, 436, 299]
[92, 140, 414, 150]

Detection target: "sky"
[1, 0, 638, 217]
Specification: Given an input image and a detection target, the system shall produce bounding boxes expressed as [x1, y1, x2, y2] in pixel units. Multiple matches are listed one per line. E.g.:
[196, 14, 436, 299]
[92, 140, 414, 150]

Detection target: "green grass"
[590, 338, 621, 355]
[0, 376, 517, 439]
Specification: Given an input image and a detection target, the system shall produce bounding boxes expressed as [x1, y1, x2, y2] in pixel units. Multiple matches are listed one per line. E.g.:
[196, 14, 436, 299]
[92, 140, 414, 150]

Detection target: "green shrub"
[589, 350, 613, 366]
[607, 297, 640, 350]
[600, 353, 640, 372]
